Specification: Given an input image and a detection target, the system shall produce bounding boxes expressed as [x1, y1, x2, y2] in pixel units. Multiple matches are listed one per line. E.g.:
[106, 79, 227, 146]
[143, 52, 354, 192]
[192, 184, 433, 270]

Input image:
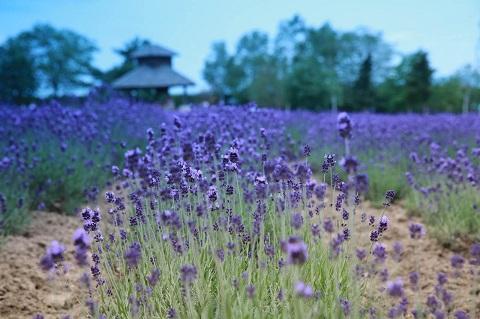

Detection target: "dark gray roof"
[131, 44, 177, 58]
[112, 65, 194, 89]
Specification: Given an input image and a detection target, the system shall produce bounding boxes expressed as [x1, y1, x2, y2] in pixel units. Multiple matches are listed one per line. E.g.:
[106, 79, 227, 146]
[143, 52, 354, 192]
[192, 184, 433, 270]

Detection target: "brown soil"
[356, 201, 480, 317]
[0, 212, 88, 319]
[0, 202, 478, 318]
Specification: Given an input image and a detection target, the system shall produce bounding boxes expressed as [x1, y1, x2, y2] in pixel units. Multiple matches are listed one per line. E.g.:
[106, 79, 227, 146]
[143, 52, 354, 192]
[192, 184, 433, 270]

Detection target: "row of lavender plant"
[285, 111, 480, 242]
[0, 96, 170, 235]
[37, 108, 479, 318]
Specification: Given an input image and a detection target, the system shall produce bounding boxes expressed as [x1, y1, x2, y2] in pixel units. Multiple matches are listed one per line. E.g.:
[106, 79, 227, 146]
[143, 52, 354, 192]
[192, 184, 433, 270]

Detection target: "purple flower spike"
[291, 213, 304, 230]
[294, 281, 314, 298]
[451, 255, 465, 269]
[372, 243, 387, 263]
[281, 236, 308, 265]
[246, 284, 256, 299]
[73, 228, 90, 248]
[453, 310, 470, 319]
[409, 271, 419, 289]
[337, 112, 352, 139]
[470, 243, 480, 265]
[386, 277, 404, 298]
[147, 268, 160, 287]
[40, 240, 65, 271]
[180, 264, 197, 283]
[408, 223, 426, 239]
[124, 242, 142, 268]
[378, 215, 389, 233]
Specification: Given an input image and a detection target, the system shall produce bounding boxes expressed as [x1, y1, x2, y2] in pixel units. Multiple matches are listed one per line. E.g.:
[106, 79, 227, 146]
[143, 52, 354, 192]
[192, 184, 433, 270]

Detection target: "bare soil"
[0, 212, 88, 319]
[0, 202, 478, 318]
[357, 201, 480, 317]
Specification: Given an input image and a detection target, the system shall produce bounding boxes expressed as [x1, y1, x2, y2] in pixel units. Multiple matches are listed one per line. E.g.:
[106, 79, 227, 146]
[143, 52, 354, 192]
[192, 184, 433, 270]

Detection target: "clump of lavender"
[281, 236, 308, 265]
[124, 242, 142, 268]
[180, 264, 197, 284]
[386, 277, 404, 298]
[40, 240, 65, 271]
[73, 228, 90, 266]
[337, 112, 352, 140]
[408, 222, 426, 239]
[75, 107, 418, 318]
[294, 281, 314, 298]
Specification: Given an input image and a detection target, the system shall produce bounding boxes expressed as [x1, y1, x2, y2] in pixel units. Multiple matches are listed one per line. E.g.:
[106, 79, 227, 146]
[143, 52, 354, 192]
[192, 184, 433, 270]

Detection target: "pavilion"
[112, 43, 194, 99]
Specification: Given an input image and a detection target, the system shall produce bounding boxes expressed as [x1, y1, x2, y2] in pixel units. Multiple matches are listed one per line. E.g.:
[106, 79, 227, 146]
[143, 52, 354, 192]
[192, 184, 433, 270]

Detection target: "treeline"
[203, 15, 480, 113]
[1, 19, 479, 112]
[0, 24, 151, 104]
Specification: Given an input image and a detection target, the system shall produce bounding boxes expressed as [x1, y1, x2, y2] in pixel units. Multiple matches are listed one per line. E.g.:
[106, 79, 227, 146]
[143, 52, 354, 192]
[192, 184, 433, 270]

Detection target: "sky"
[0, 0, 479, 92]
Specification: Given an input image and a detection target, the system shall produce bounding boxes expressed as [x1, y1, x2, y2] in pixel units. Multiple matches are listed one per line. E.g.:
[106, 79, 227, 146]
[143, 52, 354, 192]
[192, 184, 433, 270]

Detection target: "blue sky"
[1, 0, 479, 92]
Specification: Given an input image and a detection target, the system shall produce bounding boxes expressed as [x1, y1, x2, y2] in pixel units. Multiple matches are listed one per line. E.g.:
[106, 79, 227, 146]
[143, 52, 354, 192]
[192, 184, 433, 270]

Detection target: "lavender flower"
[469, 243, 480, 265]
[323, 218, 334, 233]
[180, 264, 197, 283]
[246, 284, 256, 299]
[451, 255, 465, 269]
[40, 240, 65, 271]
[409, 271, 419, 289]
[124, 242, 142, 268]
[372, 243, 387, 263]
[453, 310, 470, 319]
[291, 213, 304, 230]
[281, 236, 308, 265]
[386, 278, 404, 297]
[294, 281, 314, 298]
[408, 223, 426, 239]
[337, 112, 352, 139]
[392, 241, 403, 262]
[378, 215, 389, 233]
[147, 269, 160, 287]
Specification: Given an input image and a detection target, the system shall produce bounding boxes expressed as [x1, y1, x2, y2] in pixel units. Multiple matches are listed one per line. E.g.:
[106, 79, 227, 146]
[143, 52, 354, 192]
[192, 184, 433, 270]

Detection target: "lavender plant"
[30, 106, 479, 318]
[0, 98, 170, 235]
[83, 107, 376, 318]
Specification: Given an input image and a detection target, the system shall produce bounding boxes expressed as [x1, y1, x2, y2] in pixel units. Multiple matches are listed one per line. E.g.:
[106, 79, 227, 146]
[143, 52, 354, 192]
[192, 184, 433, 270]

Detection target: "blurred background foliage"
[202, 15, 480, 113]
[0, 16, 479, 112]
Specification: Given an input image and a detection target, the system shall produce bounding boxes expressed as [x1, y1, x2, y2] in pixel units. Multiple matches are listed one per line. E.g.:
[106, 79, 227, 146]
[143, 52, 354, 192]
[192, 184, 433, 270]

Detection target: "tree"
[454, 64, 480, 113]
[203, 42, 245, 102]
[286, 56, 331, 110]
[202, 15, 396, 111]
[0, 38, 37, 104]
[101, 37, 151, 84]
[18, 24, 97, 97]
[429, 77, 464, 113]
[404, 51, 433, 112]
[351, 54, 375, 110]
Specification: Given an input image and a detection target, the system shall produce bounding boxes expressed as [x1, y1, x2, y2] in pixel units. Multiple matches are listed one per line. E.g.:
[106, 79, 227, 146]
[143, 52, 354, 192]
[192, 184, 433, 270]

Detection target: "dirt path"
[356, 201, 480, 317]
[0, 202, 478, 318]
[0, 212, 88, 319]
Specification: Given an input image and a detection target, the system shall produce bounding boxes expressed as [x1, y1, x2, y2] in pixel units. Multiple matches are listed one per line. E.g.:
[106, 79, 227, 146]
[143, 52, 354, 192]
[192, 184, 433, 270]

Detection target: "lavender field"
[0, 100, 479, 319]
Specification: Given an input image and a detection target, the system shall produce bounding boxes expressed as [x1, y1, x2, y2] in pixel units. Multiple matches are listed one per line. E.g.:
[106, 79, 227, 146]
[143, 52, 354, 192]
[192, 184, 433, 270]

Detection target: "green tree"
[202, 15, 395, 111]
[404, 50, 433, 112]
[351, 54, 375, 110]
[286, 56, 331, 110]
[377, 56, 411, 112]
[234, 31, 285, 105]
[0, 38, 38, 104]
[429, 77, 464, 112]
[203, 42, 244, 102]
[455, 64, 480, 113]
[101, 37, 151, 84]
[19, 24, 97, 97]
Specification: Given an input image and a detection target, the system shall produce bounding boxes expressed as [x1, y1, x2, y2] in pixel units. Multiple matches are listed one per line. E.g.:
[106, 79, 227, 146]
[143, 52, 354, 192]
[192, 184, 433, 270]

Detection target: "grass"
[362, 157, 411, 207]
[405, 182, 480, 247]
